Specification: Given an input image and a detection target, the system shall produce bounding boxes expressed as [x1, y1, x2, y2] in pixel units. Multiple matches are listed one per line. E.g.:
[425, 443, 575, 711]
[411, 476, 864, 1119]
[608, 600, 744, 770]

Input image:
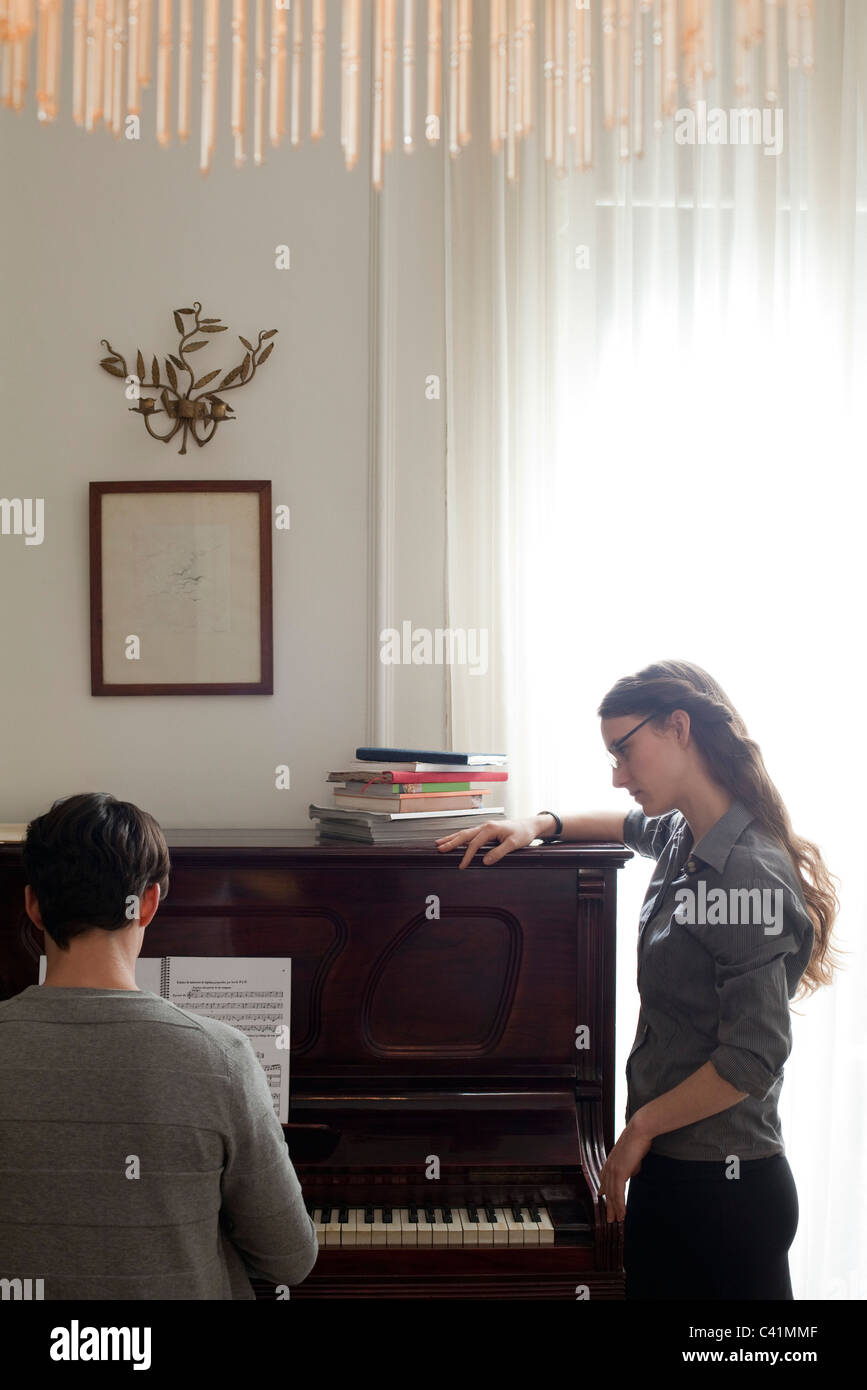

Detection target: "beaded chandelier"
[1, 2, 816, 186]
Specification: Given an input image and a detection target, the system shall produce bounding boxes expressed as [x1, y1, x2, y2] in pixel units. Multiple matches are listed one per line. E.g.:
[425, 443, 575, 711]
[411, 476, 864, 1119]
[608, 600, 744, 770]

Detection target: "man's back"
[0, 985, 318, 1299]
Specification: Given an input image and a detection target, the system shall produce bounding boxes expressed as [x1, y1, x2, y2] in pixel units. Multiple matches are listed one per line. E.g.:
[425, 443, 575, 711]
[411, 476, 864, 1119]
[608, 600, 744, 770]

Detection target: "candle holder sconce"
[99, 302, 278, 454]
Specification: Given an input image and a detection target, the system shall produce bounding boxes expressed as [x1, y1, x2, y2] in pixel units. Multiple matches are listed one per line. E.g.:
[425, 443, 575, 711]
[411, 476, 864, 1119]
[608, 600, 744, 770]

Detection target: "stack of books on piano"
[309, 747, 508, 844]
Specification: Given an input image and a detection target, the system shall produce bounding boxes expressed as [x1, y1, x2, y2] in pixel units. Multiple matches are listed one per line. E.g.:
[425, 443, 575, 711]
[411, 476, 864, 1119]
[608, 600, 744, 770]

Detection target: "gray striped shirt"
[0, 986, 318, 1299]
[622, 799, 814, 1160]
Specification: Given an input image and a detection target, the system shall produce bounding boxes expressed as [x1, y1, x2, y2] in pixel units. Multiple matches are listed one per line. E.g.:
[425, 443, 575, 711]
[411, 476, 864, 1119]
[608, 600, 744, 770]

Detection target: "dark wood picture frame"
[90, 480, 273, 696]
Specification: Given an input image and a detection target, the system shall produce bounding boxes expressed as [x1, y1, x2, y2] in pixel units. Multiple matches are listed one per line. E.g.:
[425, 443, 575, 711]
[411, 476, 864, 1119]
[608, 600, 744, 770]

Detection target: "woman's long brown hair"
[598, 659, 841, 1001]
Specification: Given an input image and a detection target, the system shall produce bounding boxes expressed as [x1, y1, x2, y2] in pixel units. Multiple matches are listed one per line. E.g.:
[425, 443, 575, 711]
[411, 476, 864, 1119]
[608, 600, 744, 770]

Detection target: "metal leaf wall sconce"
[99, 302, 278, 454]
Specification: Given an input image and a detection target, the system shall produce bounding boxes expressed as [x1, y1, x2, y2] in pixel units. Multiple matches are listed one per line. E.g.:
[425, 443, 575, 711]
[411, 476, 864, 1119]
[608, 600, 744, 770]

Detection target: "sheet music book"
[38, 955, 291, 1122]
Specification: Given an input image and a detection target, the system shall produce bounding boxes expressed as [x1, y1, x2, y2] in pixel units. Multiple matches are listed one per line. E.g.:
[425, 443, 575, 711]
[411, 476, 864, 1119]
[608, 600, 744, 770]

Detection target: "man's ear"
[138, 882, 161, 930]
[24, 885, 45, 932]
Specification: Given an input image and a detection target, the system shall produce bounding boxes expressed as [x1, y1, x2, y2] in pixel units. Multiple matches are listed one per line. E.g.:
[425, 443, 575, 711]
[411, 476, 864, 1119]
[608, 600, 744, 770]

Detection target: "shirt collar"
[689, 799, 755, 873]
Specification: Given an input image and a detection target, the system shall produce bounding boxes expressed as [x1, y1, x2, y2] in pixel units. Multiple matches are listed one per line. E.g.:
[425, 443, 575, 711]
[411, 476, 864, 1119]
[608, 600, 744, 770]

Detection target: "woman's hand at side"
[435, 817, 548, 869]
[598, 1120, 653, 1223]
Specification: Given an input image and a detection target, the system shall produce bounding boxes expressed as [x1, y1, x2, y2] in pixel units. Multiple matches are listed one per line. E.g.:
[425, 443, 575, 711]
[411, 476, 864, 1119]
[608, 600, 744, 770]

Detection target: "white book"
[309, 802, 505, 823]
[39, 955, 291, 1122]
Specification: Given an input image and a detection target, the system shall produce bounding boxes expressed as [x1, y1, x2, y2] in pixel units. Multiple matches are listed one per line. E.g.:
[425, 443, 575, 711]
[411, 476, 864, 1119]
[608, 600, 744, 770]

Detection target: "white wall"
[0, 2, 451, 829]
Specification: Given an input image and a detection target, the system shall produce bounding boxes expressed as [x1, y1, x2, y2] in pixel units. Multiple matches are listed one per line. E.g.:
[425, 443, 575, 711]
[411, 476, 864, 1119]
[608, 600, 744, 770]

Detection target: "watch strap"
[536, 810, 562, 843]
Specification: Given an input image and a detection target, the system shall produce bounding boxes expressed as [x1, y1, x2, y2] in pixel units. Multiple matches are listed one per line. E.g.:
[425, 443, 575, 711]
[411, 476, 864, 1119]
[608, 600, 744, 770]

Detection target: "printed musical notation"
[138, 956, 292, 1121]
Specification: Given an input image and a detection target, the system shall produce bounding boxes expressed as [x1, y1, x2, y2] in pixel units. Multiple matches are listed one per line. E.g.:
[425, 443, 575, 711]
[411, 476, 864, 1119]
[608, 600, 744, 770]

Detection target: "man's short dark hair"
[22, 793, 171, 950]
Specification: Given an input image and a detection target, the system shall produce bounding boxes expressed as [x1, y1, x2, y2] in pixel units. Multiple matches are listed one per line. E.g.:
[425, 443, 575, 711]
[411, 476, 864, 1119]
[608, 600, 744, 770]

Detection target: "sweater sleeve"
[219, 1031, 318, 1287]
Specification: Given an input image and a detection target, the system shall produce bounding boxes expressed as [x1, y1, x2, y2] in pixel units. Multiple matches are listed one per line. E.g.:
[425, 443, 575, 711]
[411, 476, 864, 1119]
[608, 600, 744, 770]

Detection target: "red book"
[327, 768, 508, 784]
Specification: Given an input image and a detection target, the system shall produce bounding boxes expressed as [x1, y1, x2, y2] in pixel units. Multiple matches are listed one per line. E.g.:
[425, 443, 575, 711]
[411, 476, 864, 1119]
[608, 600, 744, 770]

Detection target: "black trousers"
[623, 1151, 799, 1300]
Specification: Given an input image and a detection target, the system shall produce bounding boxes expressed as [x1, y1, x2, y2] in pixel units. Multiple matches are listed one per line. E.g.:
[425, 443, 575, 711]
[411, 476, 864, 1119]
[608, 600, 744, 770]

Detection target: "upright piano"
[0, 830, 632, 1299]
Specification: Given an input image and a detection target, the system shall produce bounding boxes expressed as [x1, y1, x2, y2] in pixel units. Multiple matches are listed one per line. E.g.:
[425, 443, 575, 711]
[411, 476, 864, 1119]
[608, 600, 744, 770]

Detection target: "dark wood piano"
[0, 829, 632, 1299]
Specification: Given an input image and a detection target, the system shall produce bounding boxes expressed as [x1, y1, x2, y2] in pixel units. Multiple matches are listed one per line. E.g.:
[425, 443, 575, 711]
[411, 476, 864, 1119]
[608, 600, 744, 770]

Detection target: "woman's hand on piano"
[598, 1122, 653, 1223]
[435, 819, 540, 869]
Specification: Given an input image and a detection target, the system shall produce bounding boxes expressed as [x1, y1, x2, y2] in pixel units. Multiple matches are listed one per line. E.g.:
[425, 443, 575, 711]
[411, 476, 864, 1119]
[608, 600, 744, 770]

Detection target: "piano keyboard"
[308, 1203, 555, 1247]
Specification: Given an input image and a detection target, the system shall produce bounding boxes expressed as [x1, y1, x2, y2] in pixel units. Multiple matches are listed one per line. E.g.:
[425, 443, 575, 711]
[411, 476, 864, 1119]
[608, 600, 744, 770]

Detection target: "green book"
[342, 781, 472, 794]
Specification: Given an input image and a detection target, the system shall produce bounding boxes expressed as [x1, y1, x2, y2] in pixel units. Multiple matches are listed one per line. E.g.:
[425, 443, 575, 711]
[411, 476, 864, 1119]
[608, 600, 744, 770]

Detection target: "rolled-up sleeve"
[694, 880, 809, 1101]
[623, 808, 682, 860]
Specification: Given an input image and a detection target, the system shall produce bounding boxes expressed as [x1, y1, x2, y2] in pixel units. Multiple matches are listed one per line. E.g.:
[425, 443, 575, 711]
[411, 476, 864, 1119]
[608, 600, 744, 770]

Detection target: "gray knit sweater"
[0, 986, 318, 1299]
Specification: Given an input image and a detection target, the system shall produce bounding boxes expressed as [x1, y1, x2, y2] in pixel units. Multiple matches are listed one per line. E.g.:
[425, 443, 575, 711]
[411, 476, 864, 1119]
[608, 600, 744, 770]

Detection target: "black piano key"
[442, 1207, 453, 1223]
[408, 1206, 419, 1223]
[529, 1206, 542, 1223]
[485, 1205, 497, 1223]
[320, 1206, 332, 1224]
[338, 1206, 349, 1223]
[382, 1208, 393, 1223]
[424, 1206, 437, 1223]
[467, 1206, 480, 1223]
[511, 1205, 524, 1222]
[364, 1205, 375, 1224]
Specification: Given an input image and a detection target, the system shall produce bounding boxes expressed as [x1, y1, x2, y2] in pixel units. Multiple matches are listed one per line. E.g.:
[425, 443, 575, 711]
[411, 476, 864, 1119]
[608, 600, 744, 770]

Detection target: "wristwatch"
[536, 811, 562, 843]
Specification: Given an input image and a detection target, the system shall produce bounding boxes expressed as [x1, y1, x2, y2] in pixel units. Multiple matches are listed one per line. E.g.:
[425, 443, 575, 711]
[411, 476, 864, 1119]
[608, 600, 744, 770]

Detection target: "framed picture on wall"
[90, 480, 273, 695]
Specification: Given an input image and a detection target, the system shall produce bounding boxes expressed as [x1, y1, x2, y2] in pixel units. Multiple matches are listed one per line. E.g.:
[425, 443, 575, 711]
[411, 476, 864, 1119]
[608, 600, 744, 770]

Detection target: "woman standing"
[436, 659, 839, 1300]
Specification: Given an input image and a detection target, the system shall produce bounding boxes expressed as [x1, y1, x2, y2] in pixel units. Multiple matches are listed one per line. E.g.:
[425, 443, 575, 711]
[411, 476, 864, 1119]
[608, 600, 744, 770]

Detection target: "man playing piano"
[0, 792, 318, 1299]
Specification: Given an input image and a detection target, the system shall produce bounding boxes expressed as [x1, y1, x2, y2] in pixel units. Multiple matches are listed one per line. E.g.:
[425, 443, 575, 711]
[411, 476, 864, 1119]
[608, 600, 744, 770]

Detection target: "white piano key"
[430, 1209, 449, 1247]
[354, 1208, 374, 1246]
[415, 1208, 434, 1246]
[537, 1207, 555, 1245]
[444, 1208, 463, 1247]
[490, 1208, 509, 1246]
[324, 1208, 345, 1247]
[504, 1208, 526, 1246]
[520, 1206, 541, 1246]
[370, 1208, 389, 1247]
[384, 1207, 402, 1246]
[340, 1207, 358, 1247]
[312, 1209, 327, 1245]
[458, 1207, 479, 1245]
[398, 1208, 417, 1247]
[474, 1207, 496, 1245]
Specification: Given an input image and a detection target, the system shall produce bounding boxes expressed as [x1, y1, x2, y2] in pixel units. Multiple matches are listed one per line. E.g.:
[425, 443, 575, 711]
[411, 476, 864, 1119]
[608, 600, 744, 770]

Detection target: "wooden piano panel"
[253, 1247, 624, 1301]
[366, 907, 522, 1055]
[132, 859, 587, 1079]
[146, 910, 347, 1055]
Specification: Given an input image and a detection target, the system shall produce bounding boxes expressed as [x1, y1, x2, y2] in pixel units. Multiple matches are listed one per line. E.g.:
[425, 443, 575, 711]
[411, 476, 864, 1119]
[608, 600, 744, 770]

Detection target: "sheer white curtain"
[444, 0, 867, 1300]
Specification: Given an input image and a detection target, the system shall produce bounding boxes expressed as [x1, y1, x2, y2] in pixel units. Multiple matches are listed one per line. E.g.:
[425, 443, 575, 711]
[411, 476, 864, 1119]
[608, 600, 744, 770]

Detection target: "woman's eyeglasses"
[606, 712, 657, 769]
